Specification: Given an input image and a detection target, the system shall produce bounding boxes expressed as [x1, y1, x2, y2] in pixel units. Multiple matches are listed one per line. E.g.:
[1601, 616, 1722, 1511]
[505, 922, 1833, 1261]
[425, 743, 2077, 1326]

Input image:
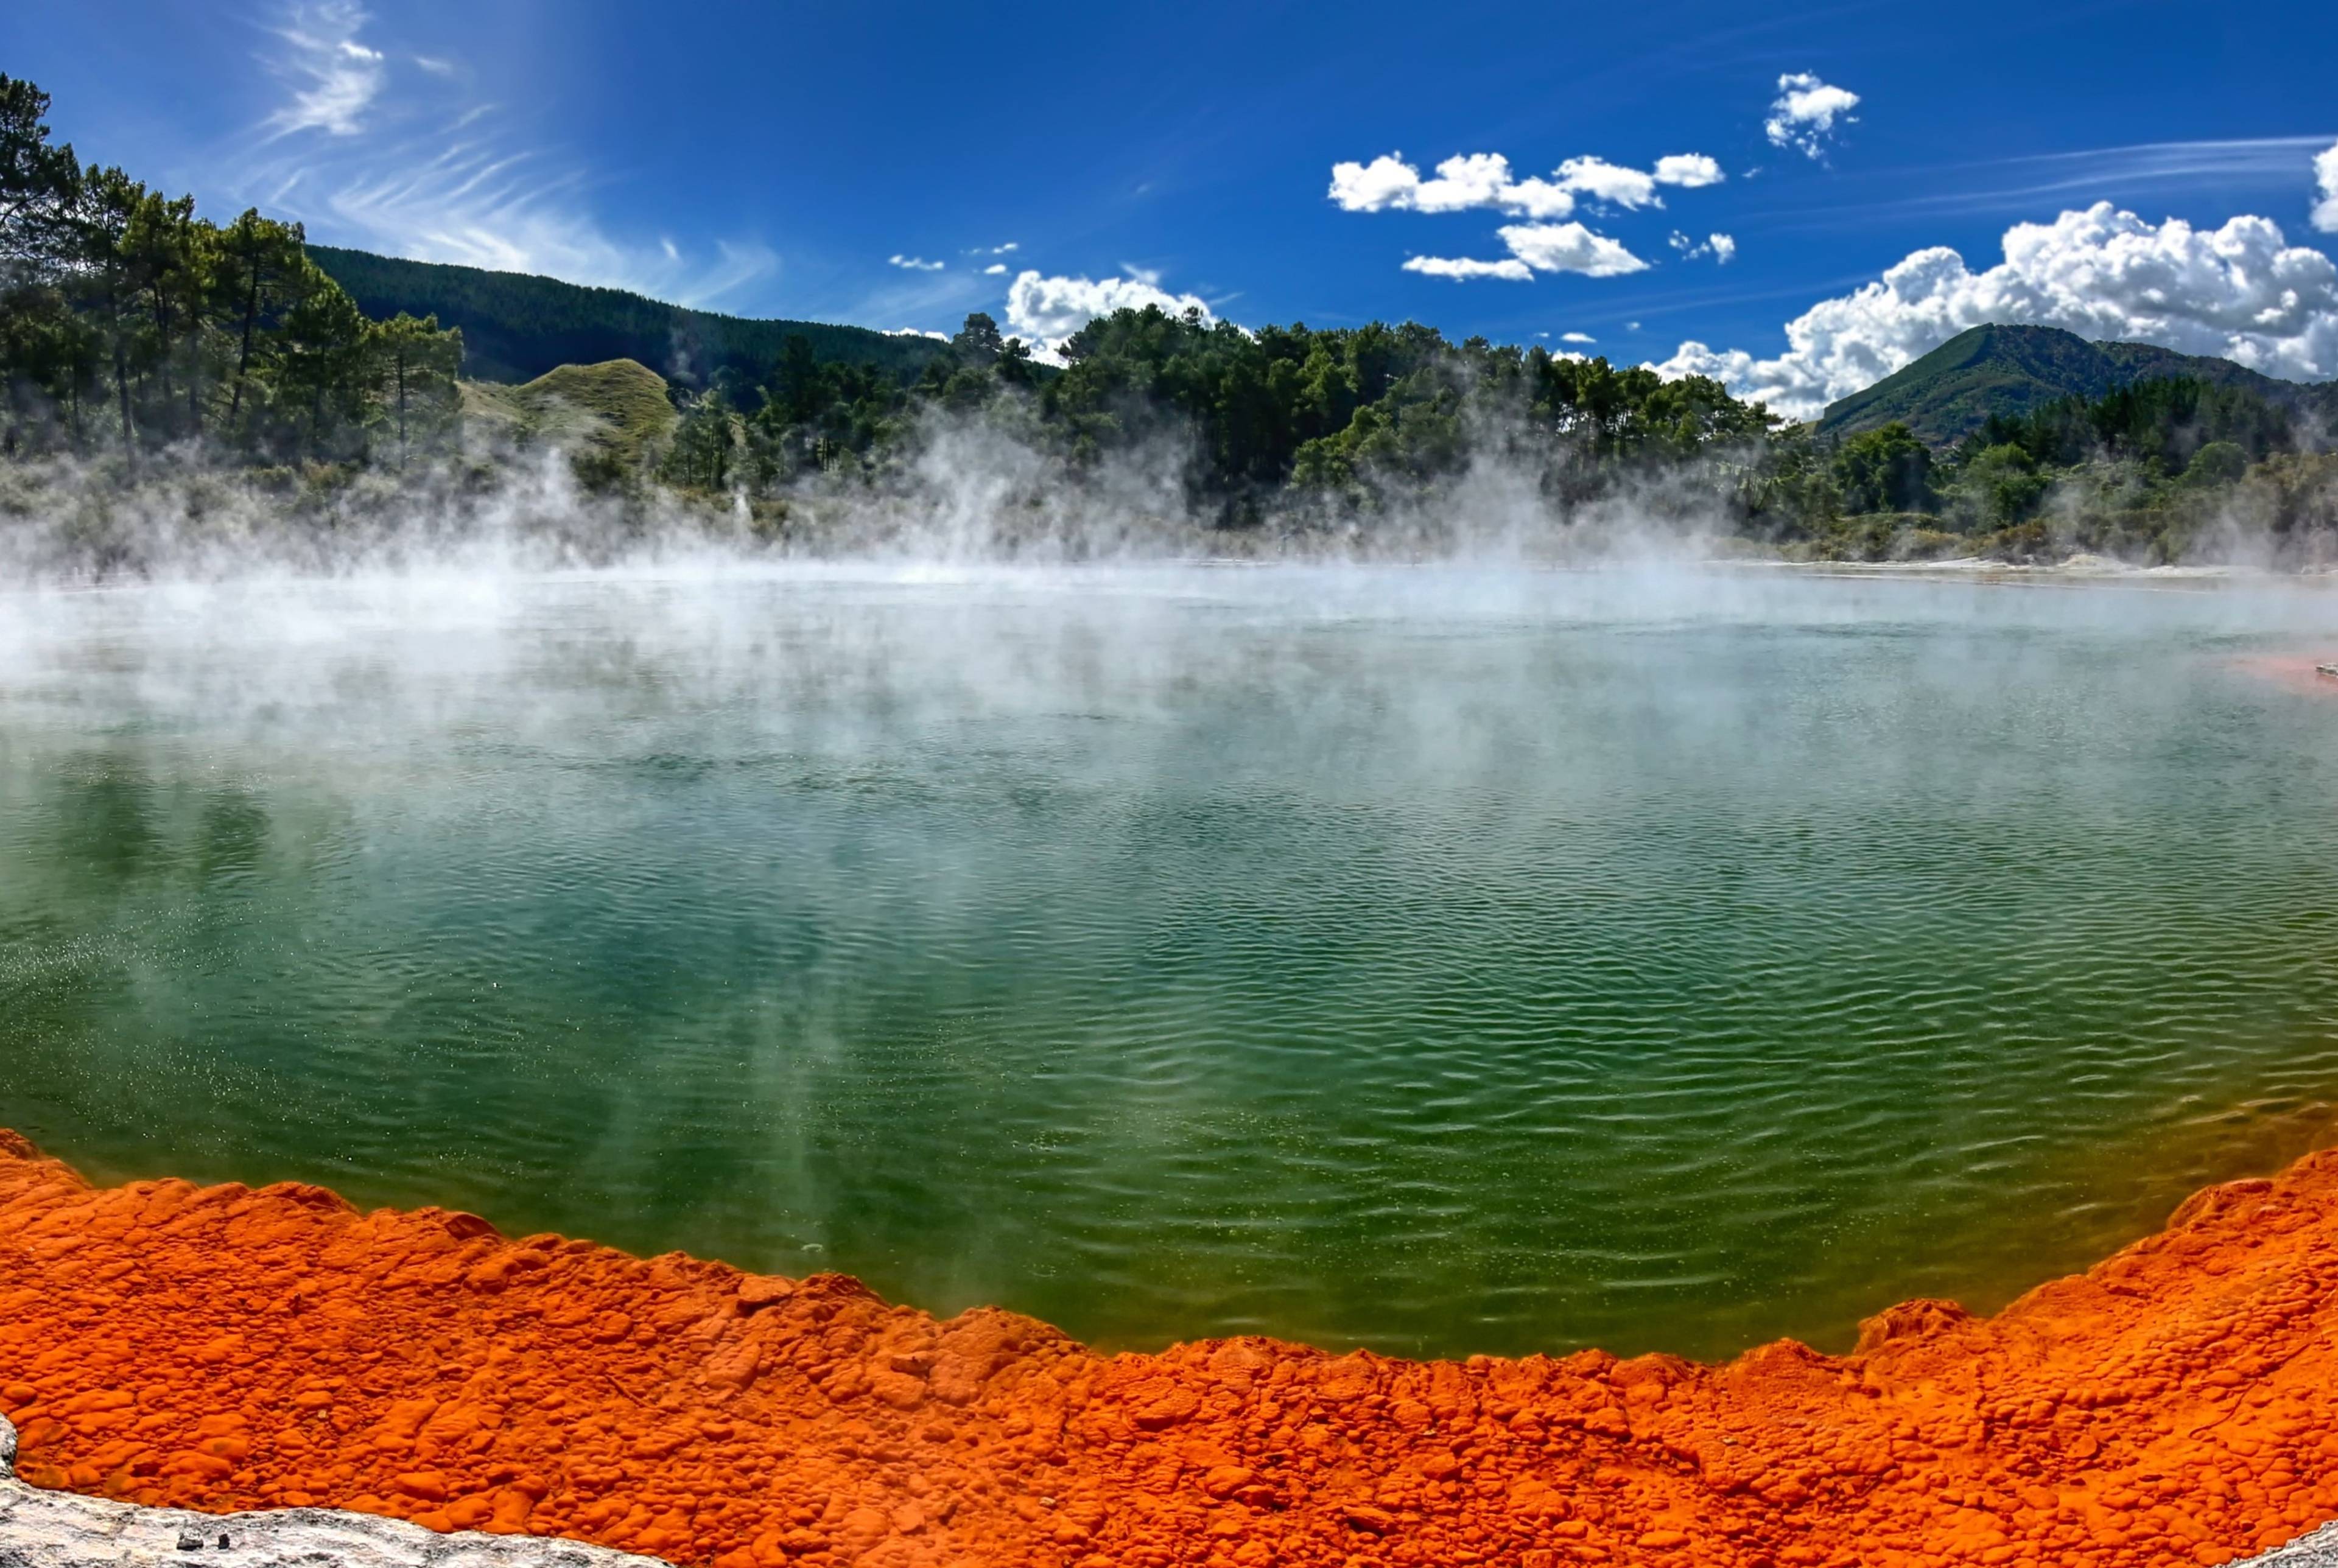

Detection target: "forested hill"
[1817, 324, 2338, 445]
[307, 246, 951, 388]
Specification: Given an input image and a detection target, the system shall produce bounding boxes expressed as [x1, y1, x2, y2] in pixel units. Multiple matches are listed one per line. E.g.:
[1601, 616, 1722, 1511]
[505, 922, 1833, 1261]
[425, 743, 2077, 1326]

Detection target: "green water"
[5, 565, 2338, 1362]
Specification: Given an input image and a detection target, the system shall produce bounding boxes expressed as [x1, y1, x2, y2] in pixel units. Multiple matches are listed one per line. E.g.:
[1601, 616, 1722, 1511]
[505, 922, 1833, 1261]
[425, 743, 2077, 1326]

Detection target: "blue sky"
[7, 0, 2337, 415]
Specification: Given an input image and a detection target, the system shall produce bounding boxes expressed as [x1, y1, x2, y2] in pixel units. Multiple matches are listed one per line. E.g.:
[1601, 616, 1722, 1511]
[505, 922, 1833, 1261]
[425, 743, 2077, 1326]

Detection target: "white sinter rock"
[0, 1417, 661, 1568]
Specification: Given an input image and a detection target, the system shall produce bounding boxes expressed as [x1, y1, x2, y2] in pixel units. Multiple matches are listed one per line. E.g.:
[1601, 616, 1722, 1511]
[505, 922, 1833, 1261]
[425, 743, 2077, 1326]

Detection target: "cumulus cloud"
[1765, 72, 1859, 159]
[1403, 223, 1649, 282]
[1553, 156, 1660, 210]
[1498, 222, 1649, 278]
[2315, 141, 2338, 233]
[264, 1, 386, 138]
[1329, 152, 1573, 219]
[983, 262, 1008, 276]
[1669, 231, 1737, 264]
[1004, 270, 1215, 359]
[1402, 255, 1534, 281]
[1560, 331, 1596, 344]
[1328, 149, 1722, 219]
[1652, 201, 2338, 418]
[1653, 153, 1725, 189]
[889, 254, 945, 271]
[884, 327, 949, 341]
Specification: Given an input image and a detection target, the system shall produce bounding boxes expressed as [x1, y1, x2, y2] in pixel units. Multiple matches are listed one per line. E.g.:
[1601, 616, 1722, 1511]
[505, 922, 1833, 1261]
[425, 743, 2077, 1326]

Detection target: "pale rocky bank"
[1, 1415, 658, 1567]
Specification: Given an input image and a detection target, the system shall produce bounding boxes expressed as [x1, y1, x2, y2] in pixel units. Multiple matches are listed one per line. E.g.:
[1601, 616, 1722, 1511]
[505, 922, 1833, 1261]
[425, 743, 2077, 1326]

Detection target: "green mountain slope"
[309, 246, 949, 388]
[1817, 324, 2337, 444]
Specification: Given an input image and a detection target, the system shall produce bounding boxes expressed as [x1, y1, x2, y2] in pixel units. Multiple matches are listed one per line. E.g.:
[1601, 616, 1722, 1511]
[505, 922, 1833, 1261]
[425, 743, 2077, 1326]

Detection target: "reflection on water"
[3, 565, 2337, 1360]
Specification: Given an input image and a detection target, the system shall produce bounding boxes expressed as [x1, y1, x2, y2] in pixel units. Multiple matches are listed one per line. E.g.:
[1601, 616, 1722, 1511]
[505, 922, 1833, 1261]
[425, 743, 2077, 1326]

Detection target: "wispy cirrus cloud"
[235, 3, 775, 310]
[261, 1, 385, 138]
[1883, 137, 2337, 221]
[1724, 136, 2338, 242]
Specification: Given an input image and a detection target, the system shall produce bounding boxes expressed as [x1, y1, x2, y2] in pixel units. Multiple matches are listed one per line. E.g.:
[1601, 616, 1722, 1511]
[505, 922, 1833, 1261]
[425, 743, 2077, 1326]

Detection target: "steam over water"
[5, 564, 2338, 1361]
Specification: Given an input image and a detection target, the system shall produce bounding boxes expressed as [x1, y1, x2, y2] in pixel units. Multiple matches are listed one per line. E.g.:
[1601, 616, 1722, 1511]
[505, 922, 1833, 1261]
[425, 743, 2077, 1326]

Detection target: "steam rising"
[0, 396, 1769, 584]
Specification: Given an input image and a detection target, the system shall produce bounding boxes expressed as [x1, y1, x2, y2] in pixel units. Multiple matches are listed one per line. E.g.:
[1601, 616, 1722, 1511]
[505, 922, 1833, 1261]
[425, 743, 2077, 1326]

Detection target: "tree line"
[657, 304, 1777, 524]
[653, 299, 2332, 562]
[1738, 373, 2335, 563]
[0, 74, 460, 468]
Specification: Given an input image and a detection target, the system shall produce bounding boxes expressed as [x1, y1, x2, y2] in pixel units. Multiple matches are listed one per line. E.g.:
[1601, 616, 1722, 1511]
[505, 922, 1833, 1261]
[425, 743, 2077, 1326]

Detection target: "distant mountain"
[1816, 324, 2338, 445]
[309, 246, 950, 388]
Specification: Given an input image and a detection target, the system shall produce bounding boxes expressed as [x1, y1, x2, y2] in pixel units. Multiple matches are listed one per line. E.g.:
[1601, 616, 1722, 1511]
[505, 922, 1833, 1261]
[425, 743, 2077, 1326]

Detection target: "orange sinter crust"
[3, 1130, 2336, 1568]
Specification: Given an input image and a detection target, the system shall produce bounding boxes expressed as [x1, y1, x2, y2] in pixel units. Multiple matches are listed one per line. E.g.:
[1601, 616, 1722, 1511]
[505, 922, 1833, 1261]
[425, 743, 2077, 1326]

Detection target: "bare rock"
[2249, 1524, 2338, 1566]
[0, 1416, 658, 1568]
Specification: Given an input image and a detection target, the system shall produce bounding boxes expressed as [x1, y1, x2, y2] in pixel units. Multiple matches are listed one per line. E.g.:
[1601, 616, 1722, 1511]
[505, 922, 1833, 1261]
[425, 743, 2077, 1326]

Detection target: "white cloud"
[1669, 231, 1738, 263]
[1392, 223, 1648, 282]
[1653, 153, 1725, 189]
[263, 1, 386, 138]
[1403, 255, 1534, 281]
[1651, 201, 2338, 418]
[1003, 270, 1215, 359]
[1560, 331, 1596, 344]
[2315, 141, 2338, 233]
[1327, 149, 1722, 220]
[983, 262, 1008, 276]
[1329, 152, 1567, 217]
[1493, 177, 1581, 220]
[1765, 72, 1859, 159]
[237, 7, 775, 311]
[889, 254, 945, 271]
[1497, 222, 1650, 277]
[1553, 156, 1659, 210]
[884, 327, 949, 341]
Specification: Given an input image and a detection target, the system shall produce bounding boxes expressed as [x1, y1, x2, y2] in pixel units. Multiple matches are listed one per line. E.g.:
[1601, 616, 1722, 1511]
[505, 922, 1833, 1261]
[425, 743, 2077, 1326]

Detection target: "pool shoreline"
[7, 1129, 2338, 1567]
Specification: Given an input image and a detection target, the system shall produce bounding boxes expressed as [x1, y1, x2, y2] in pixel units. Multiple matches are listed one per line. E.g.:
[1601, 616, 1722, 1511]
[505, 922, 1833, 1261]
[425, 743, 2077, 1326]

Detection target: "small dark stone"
[175, 1532, 203, 1552]
[217, 1535, 232, 1550]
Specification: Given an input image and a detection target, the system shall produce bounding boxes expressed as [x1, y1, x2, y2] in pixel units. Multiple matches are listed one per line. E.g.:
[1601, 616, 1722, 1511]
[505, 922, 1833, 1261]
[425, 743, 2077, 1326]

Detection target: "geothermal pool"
[4, 565, 2337, 1362]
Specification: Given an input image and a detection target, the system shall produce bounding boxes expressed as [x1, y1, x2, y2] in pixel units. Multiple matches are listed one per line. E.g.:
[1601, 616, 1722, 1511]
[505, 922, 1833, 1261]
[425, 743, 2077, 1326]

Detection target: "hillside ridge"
[308, 246, 949, 388]
[1819, 323, 2338, 444]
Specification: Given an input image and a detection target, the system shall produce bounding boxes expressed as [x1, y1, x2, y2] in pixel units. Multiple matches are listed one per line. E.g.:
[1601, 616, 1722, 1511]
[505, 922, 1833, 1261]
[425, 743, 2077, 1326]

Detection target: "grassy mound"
[460, 359, 679, 467]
